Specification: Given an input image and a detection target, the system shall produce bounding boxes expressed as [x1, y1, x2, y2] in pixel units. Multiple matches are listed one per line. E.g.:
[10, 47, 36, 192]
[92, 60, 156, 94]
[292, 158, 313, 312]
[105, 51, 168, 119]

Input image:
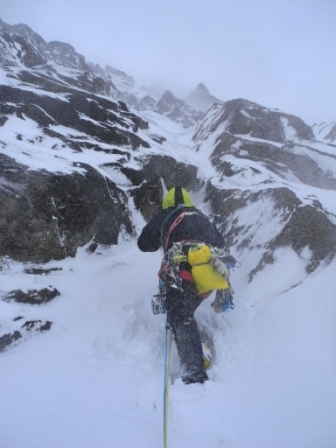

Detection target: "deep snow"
[1, 235, 336, 448]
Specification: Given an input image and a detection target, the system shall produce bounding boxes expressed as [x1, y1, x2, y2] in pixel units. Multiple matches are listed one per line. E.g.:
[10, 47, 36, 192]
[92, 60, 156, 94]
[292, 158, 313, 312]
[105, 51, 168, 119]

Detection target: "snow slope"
[2, 231, 336, 448]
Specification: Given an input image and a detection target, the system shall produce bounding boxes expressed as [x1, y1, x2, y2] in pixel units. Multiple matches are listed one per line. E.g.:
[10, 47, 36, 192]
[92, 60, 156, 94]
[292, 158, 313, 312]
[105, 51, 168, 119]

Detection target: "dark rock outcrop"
[0, 85, 149, 151]
[0, 317, 52, 352]
[4, 288, 60, 304]
[121, 154, 200, 220]
[194, 99, 314, 146]
[204, 181, 336, 275]
[0, 153, 135, 262]
[0, 331, 22, 352]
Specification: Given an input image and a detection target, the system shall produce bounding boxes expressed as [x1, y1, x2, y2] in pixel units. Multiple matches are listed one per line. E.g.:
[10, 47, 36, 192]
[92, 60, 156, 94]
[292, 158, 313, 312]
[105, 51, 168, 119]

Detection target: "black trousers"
[166, 280, 205, 374]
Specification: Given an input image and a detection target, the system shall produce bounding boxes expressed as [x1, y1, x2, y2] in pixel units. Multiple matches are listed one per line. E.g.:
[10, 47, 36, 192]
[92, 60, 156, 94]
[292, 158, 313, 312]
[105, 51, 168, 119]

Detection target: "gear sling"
[159, 206, 229, 296]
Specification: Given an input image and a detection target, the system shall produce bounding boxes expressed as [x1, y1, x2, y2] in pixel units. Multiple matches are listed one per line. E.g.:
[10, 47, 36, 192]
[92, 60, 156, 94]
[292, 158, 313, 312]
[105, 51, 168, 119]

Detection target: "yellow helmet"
[162, 186, 194, 210]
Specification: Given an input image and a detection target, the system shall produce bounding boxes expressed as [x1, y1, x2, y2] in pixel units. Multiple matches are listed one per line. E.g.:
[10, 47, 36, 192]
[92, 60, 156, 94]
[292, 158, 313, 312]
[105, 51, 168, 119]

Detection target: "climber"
[137, 186, 233, 384]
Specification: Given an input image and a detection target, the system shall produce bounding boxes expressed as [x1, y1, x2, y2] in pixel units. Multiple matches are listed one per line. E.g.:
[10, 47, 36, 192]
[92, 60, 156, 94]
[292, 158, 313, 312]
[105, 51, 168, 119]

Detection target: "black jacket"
[137, 206, 225, 252]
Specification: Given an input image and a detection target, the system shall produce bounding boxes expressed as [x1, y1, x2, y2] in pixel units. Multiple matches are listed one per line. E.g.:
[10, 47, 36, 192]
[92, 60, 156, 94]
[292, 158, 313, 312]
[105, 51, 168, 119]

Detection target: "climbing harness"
[152, 242, 240, 315]
[163, 319, 172, 448]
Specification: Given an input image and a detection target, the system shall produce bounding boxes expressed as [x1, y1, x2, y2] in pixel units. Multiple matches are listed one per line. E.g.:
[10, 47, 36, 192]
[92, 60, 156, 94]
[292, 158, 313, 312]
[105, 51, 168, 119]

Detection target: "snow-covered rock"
[312, 121, 336, 143]
[193, 99, 336, 274]
[133, 89, 204, 128]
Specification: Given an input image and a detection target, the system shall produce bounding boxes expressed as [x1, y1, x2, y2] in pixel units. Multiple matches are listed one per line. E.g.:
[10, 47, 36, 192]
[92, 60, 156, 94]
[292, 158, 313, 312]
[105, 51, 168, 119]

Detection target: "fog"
[1, 0, 336, 124]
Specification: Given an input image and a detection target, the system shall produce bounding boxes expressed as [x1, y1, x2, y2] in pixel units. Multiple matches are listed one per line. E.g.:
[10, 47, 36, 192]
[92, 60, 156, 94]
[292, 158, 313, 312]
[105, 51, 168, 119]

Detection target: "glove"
[221, 255, 237, 270]
[212, 256, 229, 277]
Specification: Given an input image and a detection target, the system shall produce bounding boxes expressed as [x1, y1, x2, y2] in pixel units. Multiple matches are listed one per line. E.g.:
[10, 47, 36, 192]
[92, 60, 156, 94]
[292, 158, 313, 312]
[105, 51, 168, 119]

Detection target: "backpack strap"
[163, 211, 186, 250]
[161, 205, 208, 251]
[160, 204, 185, 248]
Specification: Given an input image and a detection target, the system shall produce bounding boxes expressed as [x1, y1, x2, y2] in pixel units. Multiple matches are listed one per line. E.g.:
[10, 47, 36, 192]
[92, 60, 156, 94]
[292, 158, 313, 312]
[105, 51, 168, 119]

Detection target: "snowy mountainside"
[1, 17, 336, 335]
[0, 18, 130, 98]
[131, 88, 205, 128]
[1, 19, 336, 448]
[0, 17, 215, 128]
[193, 99, 336, 278]
[1, 17, 336, 327]
[312, 121, 336, 143]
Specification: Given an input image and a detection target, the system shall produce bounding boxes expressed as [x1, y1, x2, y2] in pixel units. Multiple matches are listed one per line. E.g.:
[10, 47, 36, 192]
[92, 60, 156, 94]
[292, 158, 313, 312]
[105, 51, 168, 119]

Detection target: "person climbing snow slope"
[137, 186, 235, 384]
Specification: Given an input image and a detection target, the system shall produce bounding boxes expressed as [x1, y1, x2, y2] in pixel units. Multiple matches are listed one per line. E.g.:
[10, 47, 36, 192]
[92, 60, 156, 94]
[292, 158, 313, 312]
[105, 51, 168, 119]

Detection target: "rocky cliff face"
[0, 153, 134, 263]
[194, 99, 336, 275]
[0, 19, 148, 262]
[0, 19, 131, 97]
[1, 18, 336, 276]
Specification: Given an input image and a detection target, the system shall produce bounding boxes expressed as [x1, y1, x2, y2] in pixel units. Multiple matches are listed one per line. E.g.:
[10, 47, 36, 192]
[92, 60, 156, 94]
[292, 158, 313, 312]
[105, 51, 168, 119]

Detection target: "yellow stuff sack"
[188, 245, 228, 294]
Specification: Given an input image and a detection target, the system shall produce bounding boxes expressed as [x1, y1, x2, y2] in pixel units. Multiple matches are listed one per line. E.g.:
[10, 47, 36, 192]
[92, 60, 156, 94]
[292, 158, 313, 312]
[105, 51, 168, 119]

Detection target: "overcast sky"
[1, 0, 335, 124]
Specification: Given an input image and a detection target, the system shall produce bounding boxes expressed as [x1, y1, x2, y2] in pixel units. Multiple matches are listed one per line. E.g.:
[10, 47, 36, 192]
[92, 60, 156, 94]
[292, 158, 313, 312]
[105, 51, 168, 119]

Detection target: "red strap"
[179, 269, 193, 282]
[163, 211, 186, 250]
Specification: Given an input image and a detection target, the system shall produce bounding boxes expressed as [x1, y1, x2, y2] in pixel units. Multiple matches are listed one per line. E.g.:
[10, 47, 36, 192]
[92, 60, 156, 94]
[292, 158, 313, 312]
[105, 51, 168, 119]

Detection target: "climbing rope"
[163, 321, 172, 448]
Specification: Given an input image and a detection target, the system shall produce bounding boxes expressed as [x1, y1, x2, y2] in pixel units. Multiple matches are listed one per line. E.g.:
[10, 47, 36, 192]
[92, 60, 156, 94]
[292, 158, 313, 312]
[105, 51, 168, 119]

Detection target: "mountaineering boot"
[181, 364, 209, 385]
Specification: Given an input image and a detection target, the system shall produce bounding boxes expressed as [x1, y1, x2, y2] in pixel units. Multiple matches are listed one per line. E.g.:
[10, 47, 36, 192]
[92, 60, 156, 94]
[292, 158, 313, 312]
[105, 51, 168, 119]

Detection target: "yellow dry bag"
[187, 245, 228, 294]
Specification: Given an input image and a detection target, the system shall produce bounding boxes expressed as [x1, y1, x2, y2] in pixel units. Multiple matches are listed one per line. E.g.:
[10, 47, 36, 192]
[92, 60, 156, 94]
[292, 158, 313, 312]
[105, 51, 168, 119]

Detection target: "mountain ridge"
[0, 18, 335, 300]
